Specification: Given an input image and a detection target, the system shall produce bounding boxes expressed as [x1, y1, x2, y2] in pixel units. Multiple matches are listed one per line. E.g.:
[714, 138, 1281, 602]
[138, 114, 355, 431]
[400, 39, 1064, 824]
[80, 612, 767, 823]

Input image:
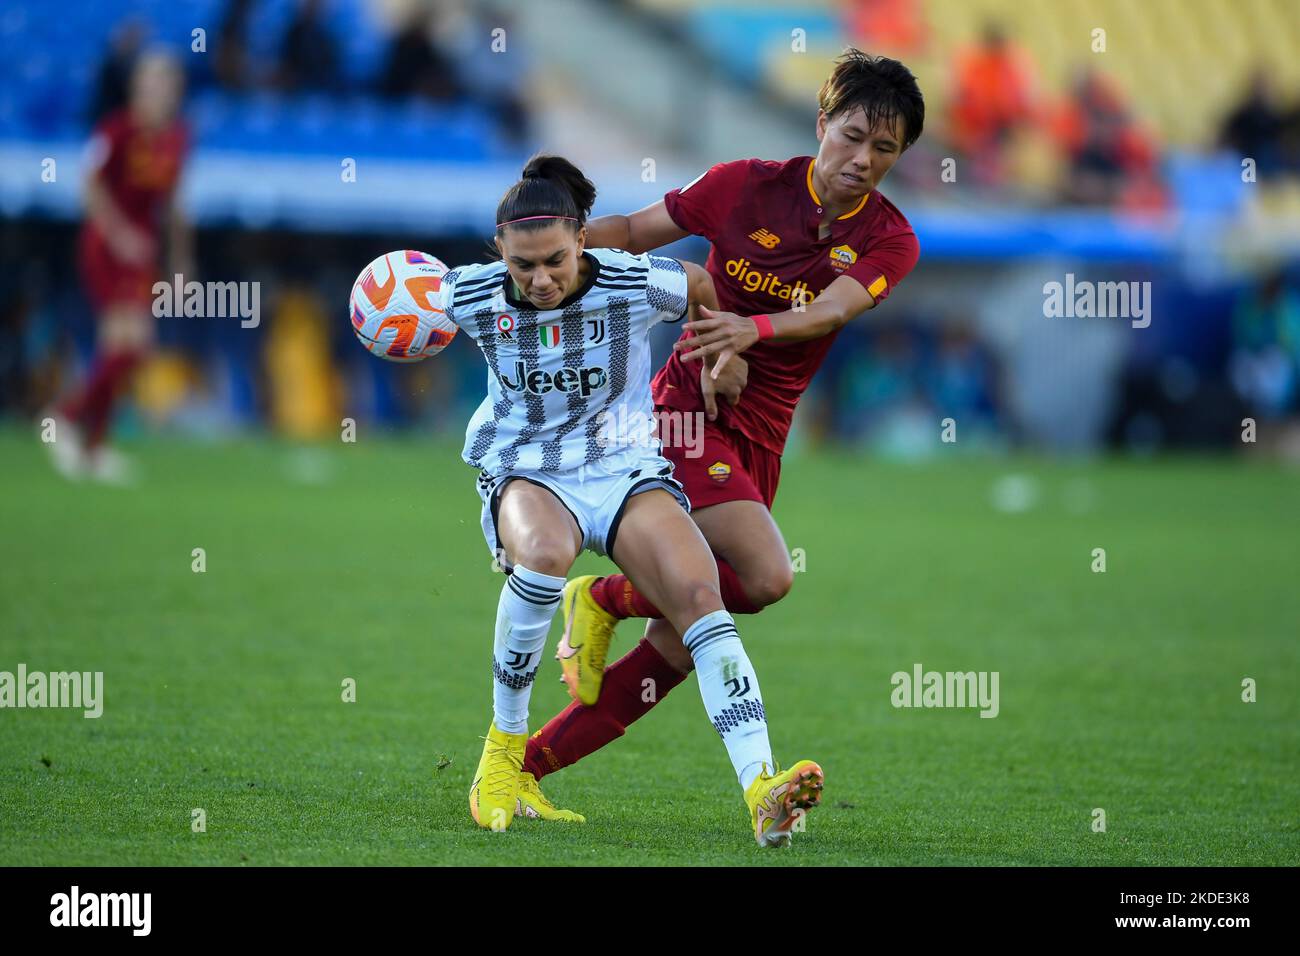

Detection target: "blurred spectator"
[87, 19, 147, 125]
[0, 282, 31, 415]
[1230, 268, 1300, 420]
[817, 312, 1008, 453]
[1219, 71, 1284, 173]
[833, 323, 924, 441]
[924, 322, 1000, 434]
[1051, 68, 1165, 210]
[1278, 99, 1300, 174]
[439, 2, 532, 142]
[277, 0, 341, 93]
[377, 12, 465, 102]
[214, 0, 257, 92]
[949, 23, 1038, 186]
[843, 0, 928, 56]
[264, 287, 342, 438]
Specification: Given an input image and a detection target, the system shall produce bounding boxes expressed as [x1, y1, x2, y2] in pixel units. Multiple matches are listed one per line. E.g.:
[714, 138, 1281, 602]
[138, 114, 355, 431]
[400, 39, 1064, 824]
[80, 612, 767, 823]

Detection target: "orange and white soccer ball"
[350, 250, 456, 362]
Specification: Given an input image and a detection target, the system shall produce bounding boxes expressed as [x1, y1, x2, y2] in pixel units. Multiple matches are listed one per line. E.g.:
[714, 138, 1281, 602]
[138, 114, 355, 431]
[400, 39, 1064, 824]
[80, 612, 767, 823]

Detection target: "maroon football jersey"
[84, 109, 189, 240]
[653, 156, 919, 454]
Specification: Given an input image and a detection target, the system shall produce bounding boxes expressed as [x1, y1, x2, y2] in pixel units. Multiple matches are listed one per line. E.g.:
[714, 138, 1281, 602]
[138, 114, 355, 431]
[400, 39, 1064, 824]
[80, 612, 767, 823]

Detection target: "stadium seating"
[0, 0, 502, 162]
[632, 0, 1300, 148]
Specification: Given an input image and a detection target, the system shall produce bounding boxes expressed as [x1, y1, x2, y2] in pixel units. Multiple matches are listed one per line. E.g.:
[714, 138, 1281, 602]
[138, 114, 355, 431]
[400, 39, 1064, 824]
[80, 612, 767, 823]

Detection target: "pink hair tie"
[497, 215, 580, 227]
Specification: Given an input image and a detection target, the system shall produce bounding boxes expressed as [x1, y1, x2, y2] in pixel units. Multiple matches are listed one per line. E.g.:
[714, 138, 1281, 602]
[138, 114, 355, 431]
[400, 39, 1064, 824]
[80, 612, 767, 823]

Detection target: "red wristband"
[751, 314, 775, 340]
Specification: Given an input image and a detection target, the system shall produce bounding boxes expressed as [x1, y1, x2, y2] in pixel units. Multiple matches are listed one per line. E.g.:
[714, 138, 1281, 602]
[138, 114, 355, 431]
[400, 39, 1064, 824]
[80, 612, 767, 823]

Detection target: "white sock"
[681, 609, 773, 791]
[491, 565, 564, 734]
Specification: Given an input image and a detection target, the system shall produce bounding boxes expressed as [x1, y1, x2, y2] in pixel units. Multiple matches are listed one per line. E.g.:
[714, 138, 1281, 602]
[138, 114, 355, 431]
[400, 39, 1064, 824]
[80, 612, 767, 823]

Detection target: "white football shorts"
[475, 448, 690, 571]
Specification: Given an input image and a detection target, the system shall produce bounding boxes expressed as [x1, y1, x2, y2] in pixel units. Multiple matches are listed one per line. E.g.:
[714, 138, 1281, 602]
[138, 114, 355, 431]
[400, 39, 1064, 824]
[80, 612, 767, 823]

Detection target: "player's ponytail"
[495, 154, 597, 234]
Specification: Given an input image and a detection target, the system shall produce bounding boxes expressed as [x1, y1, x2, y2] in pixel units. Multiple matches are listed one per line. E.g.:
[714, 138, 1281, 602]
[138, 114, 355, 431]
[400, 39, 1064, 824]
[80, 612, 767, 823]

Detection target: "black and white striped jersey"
[442, 248, 689, 475]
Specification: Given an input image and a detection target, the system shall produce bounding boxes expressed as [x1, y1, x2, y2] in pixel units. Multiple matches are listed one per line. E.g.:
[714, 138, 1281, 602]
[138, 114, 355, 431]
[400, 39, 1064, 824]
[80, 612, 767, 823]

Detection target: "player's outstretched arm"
[680, 259, 719, 318]
[675, 274, 878, 373]
[586, 200, 688, 254]
[679, 260, 747, 415]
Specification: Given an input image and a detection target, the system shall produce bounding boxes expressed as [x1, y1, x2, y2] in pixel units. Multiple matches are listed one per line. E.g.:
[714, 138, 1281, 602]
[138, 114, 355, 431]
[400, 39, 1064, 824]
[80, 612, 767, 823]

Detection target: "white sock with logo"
[681, 609, 773, 790]
[492, 565, 564, 734]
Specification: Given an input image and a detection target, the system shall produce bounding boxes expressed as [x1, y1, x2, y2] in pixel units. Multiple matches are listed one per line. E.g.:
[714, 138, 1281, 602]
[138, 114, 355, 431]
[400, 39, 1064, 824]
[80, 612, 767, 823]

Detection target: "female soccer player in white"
[443, 156, 822, 845]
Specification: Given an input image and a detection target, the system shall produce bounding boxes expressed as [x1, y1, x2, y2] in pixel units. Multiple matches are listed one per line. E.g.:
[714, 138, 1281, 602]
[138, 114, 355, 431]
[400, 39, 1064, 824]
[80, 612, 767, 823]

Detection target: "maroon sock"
[591, 574, 662, 619]
[523, 638, 687, 780]
[79, 351, 140, 448]
[57, 359, 104, 424]
[591, 557, 760, 620]
[57, 392, 83, 423]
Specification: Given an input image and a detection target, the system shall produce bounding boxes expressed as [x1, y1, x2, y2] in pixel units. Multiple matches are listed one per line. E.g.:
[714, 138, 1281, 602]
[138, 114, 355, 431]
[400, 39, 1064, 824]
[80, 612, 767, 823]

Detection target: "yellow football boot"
[743, 760, 824, 847]
[554, 574, 619, 705]
[468, 722, 526, 831]
[515, 771, 586, 823]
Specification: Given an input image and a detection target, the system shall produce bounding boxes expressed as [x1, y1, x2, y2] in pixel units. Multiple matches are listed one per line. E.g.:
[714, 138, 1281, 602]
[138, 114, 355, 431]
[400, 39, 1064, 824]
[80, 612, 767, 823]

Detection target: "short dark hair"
[495, 154, 597, 234]
[818, 48, 925, 150]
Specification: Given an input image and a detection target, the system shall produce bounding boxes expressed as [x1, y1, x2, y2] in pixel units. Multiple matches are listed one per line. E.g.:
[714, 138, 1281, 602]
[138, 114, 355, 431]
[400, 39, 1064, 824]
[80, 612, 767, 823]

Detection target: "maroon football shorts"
[658, 407, 781, 511]
[78, 226, 157, 312]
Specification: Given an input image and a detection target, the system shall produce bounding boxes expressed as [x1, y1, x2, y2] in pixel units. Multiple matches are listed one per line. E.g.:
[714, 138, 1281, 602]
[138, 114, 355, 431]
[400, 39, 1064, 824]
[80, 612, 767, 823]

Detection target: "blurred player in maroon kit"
[518, 50, 925, 809]
[50, 51, 191, 482]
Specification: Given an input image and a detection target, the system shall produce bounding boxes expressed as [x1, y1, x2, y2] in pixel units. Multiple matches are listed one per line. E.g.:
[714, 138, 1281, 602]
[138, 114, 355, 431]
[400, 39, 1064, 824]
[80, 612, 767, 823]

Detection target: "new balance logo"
[748, 228, 780, 249]
[726, 676, 751, 698]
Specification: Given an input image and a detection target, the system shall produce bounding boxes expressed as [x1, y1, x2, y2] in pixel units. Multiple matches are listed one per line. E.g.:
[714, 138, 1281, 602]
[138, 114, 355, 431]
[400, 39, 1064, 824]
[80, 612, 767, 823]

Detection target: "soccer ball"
[350, 250, 456, 362]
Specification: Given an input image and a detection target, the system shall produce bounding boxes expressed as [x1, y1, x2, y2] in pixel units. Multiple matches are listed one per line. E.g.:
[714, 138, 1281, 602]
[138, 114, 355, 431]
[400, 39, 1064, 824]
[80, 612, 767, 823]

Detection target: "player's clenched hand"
[700, 353, 747, 420]
[676, 306, 760, 367]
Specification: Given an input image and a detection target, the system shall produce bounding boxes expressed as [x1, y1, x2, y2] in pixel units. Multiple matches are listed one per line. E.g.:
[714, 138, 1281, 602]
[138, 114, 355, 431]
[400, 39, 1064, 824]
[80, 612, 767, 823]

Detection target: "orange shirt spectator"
[844, 0, 928, 56]
[1049, 70, 1166, 211]
[950, 25, 1037, 159]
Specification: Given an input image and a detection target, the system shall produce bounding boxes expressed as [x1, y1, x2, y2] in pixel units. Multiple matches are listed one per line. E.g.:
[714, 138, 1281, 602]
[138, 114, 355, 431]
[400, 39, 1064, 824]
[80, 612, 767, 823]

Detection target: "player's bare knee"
[679, 581, 724, 624]
[510, 541, 571, 577]
[746, 564, 794, 609]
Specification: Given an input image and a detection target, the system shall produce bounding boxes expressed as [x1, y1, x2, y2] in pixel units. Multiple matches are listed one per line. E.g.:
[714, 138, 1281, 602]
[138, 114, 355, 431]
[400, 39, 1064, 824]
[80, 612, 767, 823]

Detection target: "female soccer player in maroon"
[518, 50, 925, 808]
[50, 51, 190, 482]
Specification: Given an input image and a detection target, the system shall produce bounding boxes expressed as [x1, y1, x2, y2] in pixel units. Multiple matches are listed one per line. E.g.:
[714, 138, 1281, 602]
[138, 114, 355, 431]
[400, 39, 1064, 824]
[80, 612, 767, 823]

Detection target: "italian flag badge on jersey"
[539, 325, 560, 348]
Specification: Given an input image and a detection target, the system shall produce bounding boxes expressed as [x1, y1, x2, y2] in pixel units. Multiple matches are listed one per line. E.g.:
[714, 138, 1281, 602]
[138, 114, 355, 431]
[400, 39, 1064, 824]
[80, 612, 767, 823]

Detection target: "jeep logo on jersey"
[498, 360, 607, 397]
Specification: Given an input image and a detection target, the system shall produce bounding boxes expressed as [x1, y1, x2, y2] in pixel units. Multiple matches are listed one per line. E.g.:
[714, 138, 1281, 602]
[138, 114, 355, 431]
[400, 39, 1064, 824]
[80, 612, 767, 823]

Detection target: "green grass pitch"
[1, 430, 1297, 866]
